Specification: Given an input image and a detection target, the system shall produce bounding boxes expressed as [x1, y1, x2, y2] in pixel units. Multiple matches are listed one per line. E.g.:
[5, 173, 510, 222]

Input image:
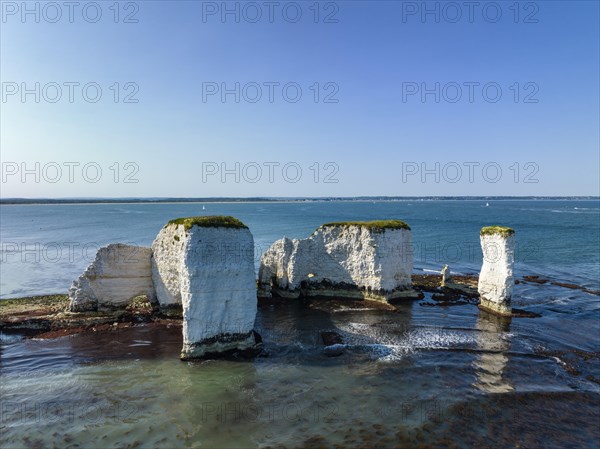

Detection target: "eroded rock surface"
[258, 220, 417, 301]
[151, 223, 188, 314]
[68, 244, 155, 312]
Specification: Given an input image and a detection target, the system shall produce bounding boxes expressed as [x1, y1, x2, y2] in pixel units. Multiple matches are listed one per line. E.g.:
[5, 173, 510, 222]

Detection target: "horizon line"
[1, 195, 599, 205]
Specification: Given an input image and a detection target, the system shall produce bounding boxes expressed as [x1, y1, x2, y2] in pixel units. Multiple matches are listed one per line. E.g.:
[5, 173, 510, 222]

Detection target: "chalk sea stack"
[152, 216, 260, 359]
[151, 220, 187, 316]
[68, 244, 155, 312]
[258, 220, 418, 301]
[441, 264, 451, 287]
[477, 226, 515, 316]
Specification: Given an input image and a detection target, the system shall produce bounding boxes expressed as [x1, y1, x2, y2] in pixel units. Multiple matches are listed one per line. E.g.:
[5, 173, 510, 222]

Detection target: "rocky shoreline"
[3, 273, 597, 341]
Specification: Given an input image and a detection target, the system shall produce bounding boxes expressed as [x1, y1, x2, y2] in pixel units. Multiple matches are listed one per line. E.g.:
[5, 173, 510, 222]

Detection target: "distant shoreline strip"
[1, 196, 599, 205]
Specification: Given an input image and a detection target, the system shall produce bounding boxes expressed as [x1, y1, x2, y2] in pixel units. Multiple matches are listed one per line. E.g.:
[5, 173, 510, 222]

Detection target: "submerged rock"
[153, 216, 260, 359]
[321, 331, 345, 356]
[258, 220, 418, 301]
[68, 244, 155, 312]
[321, 330, 343, 346]
[477, 226, 515, 316]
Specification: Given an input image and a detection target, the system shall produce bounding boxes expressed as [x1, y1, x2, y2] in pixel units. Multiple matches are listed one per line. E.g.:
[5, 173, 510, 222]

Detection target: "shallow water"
[1, 296, 599, 448]
[1, 200, 599, 447]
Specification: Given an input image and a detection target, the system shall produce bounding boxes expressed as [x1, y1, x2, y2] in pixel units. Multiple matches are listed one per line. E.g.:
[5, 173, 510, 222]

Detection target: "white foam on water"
[332, 307, 377, 312]
[335, 323, 478, 361]
[344, 322, 371, 331]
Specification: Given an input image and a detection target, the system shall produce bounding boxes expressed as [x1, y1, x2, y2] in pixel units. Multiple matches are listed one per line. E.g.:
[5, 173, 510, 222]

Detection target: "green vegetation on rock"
[166, 216, 248, 230]
[320, 220, 411, 232]
[480, 226, 515, 237]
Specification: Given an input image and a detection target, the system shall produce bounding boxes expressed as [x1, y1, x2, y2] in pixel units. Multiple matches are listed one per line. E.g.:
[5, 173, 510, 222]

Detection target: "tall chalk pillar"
[152, 216, 260, 359]
[477, 226, 515, 316]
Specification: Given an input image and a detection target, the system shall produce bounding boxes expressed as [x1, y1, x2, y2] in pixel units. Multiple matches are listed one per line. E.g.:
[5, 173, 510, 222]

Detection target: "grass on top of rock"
[480, 226, 515, 237]
[320, 220, 411, 232]
[167, 216, 248, 230]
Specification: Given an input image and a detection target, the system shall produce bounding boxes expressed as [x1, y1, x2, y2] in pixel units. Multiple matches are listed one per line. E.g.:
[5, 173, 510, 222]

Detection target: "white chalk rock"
[258, 220, 416, 301]
[257, 237, 297, 298]
[441, 264, 451, 287]
[151, 223, 188, 314]
[477, 227, 515, 316]
[68, 243, 155, 312]
[153, 217, 259, 359]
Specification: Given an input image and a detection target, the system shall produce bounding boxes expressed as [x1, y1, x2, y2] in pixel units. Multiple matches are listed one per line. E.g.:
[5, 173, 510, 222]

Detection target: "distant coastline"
[1, 196, 599, 205]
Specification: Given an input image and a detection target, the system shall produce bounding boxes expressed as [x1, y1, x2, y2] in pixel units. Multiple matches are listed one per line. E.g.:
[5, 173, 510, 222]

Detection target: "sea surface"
[1, 200, 599, 448]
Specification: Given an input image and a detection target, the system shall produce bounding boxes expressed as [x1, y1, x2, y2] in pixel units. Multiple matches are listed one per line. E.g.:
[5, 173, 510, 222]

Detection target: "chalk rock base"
[478, 297, 512, 316]
[267, 283, 421, 302]
[158, 303, 183, 318]
[181, 331, 261, 360]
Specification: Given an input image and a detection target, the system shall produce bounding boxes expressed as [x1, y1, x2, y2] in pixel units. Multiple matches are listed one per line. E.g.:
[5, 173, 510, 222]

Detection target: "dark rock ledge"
[3, 273, 594, 339]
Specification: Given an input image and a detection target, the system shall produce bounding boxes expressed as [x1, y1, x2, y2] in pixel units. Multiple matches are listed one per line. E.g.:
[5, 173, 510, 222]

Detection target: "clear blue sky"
[1, 1, 598, 197]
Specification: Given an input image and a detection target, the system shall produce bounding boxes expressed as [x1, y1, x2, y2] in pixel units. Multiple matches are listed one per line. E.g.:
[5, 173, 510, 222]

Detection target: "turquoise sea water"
[1, 200, 599, 448]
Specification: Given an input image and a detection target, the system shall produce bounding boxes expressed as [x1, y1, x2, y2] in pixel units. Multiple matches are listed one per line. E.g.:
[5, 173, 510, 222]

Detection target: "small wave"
[335, 323, 478, 361]
[551, 209, 599, 214]
[332, 307, 377, 313]
[0, 333, 24, 344]
[344, 322, 371, 331]
[361, 343, 399, 359]
[515, 207, 599, 214]
[325, 343, 403, 360]
[407, 328, 476, 349]
[128, 339, 153, 347]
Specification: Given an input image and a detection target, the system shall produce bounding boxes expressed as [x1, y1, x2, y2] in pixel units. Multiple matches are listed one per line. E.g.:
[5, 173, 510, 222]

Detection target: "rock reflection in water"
[473, 310, 514, 393]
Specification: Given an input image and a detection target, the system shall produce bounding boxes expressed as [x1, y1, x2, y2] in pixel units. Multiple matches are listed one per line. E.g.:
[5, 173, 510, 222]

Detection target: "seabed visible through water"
[1, 284, 599, 449]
